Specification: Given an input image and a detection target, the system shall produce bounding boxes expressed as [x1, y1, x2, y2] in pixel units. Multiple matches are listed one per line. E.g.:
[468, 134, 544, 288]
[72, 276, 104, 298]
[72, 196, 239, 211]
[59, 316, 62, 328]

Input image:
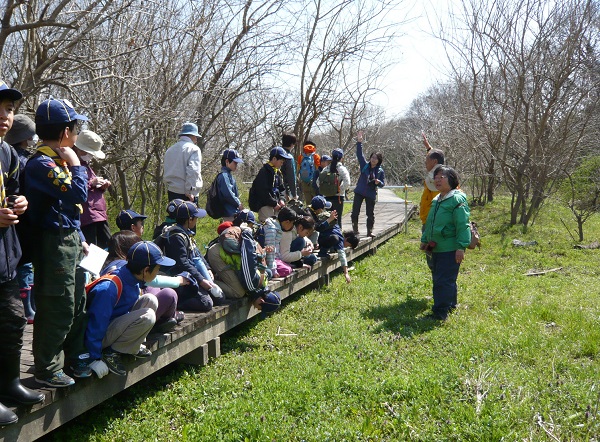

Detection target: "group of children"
[0, 81, 383, 426]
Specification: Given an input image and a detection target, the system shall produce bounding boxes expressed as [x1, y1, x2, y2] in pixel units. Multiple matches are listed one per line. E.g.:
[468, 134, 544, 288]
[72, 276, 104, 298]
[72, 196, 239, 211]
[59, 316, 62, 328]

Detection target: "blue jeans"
[431, 251, 460, 319]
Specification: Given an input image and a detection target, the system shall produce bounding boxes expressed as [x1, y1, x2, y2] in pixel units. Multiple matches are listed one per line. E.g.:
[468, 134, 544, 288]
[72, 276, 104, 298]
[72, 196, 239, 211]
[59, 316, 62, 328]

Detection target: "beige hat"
[75, 129, 105, 159]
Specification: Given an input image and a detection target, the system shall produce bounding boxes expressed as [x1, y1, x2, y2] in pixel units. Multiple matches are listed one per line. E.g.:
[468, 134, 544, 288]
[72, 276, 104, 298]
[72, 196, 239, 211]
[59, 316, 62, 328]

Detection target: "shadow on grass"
[362, 296, 442, 337]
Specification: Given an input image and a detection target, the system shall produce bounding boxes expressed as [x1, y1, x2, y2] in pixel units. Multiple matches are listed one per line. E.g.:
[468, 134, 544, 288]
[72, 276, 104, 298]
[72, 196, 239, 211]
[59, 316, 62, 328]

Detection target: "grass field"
[47, 192, 600, 441]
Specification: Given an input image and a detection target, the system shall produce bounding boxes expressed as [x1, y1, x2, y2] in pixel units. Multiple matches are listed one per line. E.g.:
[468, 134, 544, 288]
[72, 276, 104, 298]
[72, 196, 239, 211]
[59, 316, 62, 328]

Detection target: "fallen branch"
[525, 267, 563, 276]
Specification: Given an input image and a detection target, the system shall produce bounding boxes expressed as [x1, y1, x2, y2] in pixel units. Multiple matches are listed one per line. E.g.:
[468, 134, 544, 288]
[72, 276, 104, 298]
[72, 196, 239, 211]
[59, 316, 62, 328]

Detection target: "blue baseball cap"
[321, 155, 332, 162]
[311, 195, 332, 210]
[233, 209, 257, 225]
[270, 146, 293, 160]
[260, 291, 281, 315]
[0, 81, 22, 101]
[35, 97, 88, 125]
[127, 241, 175, 267]
[116, 209, 147, 230]
[223, 148, 243, 163]
[332, 148, 344, 160]
[175, 201, 207, 219]
[166, 199, 185, 216]
[179, 122, 201, 138]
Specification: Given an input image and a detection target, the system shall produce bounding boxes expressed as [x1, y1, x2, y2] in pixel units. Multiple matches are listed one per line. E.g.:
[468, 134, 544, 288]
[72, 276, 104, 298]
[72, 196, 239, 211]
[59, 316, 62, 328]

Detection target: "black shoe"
[152, 318, 177, 334]
[0, 380, 44, 405]
[102, 349, 126, 376]
[134, 345, 152, 359]
[0, 402, 17, 426]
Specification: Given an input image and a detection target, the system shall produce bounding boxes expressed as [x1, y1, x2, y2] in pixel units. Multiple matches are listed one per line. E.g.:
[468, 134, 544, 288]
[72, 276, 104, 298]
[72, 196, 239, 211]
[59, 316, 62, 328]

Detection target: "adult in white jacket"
[163, 122, 203, 202]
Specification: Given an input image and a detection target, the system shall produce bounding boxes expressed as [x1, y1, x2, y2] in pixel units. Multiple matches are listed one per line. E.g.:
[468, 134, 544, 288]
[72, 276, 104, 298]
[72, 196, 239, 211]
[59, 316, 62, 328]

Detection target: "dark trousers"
[32, 229, 87, 378]
[0, 278, 26, 361]
[350, 193, 376, 231]
[290, 236, 317, 267]
[81, 220, 112, 249]
[176, 285, 213, 312]
[325, 195, 345, 228]
[431, 251, 460, 319]
[167, 191, 196, 204]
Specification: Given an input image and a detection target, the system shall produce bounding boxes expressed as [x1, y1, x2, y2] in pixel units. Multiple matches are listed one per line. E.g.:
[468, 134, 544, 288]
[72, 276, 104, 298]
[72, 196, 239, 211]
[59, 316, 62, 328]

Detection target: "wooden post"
[180, 343, 209, 366]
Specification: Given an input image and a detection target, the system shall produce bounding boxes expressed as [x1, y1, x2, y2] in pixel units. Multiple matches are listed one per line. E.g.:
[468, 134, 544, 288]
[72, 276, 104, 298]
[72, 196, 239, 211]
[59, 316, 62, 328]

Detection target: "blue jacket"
[0, 142, 22, 283]
[353, 142, 384, 200]
[23, 145, 88, 241]
[85, 265, 143, 360]
[216, 166, 241, 217]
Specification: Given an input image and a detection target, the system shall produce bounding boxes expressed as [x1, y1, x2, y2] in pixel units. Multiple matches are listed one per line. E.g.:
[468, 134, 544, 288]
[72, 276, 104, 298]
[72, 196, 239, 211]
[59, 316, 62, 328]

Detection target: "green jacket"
[421, 189, 471, 252]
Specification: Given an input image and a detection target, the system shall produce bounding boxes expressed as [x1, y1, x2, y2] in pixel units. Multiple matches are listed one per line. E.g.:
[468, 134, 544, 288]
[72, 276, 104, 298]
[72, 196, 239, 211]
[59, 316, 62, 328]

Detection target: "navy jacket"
[249, 162, 285, 210]
[353, 142, 384, 200]
[23, 145, 88, 241]
[216, 167, 241, 217]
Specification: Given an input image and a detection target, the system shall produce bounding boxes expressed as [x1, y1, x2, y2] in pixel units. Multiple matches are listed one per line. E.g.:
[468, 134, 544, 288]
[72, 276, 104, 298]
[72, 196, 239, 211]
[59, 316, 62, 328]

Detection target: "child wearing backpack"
[209, 149, 243, 221]
[82, 241, 175, 378]
[318, 148, 351, 228]
[297, 140, 321, 206]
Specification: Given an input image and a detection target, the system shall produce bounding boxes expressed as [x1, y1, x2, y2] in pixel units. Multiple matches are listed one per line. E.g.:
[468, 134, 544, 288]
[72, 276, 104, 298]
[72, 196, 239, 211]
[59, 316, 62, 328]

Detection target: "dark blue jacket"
[23, 145, 88, 241]
[0, 141, 22, 283]
[216, 166, 241, 217]
[248, 162, 285, 211]
[353, 142, 384, 200]
[85, 265, 143, 360]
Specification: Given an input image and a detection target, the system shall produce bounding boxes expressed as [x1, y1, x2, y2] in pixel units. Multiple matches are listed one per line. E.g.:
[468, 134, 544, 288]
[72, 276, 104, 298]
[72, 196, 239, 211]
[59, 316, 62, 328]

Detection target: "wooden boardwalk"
[0, 190, 414, 442]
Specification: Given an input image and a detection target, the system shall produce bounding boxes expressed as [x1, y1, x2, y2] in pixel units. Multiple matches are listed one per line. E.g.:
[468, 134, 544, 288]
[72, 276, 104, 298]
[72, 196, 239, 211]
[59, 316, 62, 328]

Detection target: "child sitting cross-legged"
[309, 196, 359, 283]
[287, 216, 318, 269]
[82, 241, 176, 378]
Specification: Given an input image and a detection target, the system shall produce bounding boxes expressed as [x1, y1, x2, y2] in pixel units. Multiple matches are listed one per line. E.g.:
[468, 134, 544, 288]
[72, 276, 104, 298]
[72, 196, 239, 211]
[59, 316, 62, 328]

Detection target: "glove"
[89, 359, 109, 378]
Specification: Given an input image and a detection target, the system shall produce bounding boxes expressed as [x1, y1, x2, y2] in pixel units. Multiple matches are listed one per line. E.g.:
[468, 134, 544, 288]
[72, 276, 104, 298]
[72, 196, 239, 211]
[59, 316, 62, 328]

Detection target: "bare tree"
[440, 0, 600, 226]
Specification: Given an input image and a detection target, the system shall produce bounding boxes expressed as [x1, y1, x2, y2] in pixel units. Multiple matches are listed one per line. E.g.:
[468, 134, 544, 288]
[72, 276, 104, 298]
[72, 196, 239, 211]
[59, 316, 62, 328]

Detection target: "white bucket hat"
[75, 130, 105, 159]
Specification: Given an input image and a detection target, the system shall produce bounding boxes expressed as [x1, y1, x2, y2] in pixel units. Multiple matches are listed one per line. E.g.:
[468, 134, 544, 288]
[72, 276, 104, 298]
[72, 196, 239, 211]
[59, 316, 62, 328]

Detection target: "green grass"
[47, 194, 600, 441]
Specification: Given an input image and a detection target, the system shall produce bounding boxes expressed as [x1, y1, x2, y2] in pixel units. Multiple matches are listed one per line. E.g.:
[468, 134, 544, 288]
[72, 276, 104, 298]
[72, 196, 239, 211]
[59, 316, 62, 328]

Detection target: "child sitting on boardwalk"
[154, 201, 221, 311]
[309, 196, 359, 283]
[84, 241, 175, 378]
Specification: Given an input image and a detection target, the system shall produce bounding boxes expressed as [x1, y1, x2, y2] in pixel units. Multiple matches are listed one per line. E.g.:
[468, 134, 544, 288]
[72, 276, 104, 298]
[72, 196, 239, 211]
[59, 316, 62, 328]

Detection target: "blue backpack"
[299, 152, 315, 183]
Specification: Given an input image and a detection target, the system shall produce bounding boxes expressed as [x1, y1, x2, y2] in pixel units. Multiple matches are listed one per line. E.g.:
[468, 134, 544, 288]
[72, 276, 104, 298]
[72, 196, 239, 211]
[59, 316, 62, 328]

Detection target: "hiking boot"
[102, 349, 126, 376]
[352, 222, 359, 235]
[134, 344, 152, 359]
[35, 370, 75, 388]
[70, 359, 92, 379]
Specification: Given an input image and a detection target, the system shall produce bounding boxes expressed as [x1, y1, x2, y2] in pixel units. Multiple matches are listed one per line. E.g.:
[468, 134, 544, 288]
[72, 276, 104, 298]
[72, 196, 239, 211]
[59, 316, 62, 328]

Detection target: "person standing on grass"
[350, 130, 385, 238]
[248, 146, 292, 222]
[75, 130, 112, 249]
[163, 122, 203, 202]
[216, 148, 244, 222]
[281, 133, 298, 200]
[419, 134, 445, 229]
[297, 139, 320, 205]
[420, 166, 471, 321]
[0, 81, 44, 426]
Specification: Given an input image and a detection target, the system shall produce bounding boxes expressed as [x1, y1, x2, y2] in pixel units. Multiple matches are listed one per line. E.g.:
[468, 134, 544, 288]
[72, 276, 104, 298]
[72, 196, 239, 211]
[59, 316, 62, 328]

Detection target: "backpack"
[319, 169, 339, 196]
[468, 221, 481, 250]
[248, 181, 260, 212]
[85, 274, 123, 308]
[205, 173, 224, 219]
[299, 152, 315, 183]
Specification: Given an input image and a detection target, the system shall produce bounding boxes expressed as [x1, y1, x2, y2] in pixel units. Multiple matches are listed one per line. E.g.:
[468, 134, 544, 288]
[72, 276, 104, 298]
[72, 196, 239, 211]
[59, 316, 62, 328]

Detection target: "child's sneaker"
[35, 370, 75, 388]
[102, 349, 126, 376]
[70, 355, 92, 378]
[134, 344, 152, 359]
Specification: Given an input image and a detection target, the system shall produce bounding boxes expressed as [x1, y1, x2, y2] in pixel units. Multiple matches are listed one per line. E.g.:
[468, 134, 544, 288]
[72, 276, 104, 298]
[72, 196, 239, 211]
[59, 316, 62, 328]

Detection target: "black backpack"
[205, 173, 224, 219]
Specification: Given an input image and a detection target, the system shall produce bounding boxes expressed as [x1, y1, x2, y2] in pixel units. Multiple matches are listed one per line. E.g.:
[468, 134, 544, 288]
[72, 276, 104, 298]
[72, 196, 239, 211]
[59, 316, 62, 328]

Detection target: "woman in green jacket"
[420, 166, 471, 320]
